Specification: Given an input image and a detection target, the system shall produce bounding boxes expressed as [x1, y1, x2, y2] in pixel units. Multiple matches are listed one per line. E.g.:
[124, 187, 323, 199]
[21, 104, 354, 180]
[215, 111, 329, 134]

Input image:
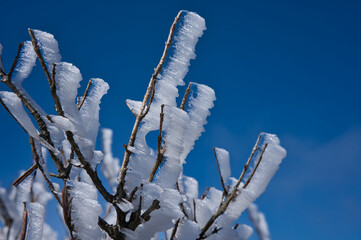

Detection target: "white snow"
[247, 203, 271, 240]
[12, 41, 37, 84]
[101, 128, 120, 191]
[0, 91, 59, 153]
[0, 91, 40, 138]
[32, 29, 61, 71]
[25, 202, 45, 240]
[67, 180, 104, 240]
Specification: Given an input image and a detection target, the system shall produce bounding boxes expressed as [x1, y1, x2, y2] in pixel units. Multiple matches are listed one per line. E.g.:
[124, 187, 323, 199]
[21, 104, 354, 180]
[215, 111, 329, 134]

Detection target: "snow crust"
[67, 180, 104, 240]
[12, 41, 37, 84]
[25, 202, 45, 240]
[32, 29, 61, 71]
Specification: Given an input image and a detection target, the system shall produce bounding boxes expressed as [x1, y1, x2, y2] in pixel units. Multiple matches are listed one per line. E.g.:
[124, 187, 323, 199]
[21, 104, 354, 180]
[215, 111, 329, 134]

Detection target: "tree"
[0, 10, 286, 240]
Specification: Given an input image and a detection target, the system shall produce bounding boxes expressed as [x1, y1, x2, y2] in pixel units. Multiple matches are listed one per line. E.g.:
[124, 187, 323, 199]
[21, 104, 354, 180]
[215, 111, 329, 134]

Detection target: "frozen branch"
[116, 10, 183, 199]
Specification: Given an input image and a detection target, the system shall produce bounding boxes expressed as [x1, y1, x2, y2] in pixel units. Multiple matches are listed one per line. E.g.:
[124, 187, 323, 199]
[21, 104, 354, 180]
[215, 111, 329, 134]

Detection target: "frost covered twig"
[148, 104, 166, 182]
[179, 82, 192, 110]
[13, 164, 38, 187]
[28, 137, 62, 205]
[77, 79, 92, 110]
[116, 10, 183, 199]
[198, 134, 267, 239]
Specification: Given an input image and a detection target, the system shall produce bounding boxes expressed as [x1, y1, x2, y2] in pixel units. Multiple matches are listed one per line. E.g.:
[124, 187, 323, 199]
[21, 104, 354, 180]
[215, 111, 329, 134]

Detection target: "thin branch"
[141, 199, 160, 221]
[29, 137, 62, 205]
[148, 104, 165, 182]
[179, 82, 192, 110]
[65, 131, 114, 203]
[126, 101, 138, 117]
[18, 203, 27, 240]
[200, 187, 210, 200]
[176, 182, 189, 219]
[213, 148, 228, 195]
[164, 231, 169, 240]
[243, 143, 268, 189]
[77, 79, 92, 110]
[13, 164, 38, 187]
[170, 218, 180, 240]
[8, 43, 23, 79]
[193, 198, 197, 223]
[127, 186, 138, 202]
[116, 11, 183, 199]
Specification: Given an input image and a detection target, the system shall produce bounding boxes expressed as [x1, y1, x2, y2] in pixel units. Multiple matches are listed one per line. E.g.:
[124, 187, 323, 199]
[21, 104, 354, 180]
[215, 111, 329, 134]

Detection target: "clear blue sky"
[0, 0, 360, 239]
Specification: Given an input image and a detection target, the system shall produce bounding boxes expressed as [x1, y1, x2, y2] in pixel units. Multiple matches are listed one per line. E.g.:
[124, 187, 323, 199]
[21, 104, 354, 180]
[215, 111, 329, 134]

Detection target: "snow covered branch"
[0, 10, 286, 240]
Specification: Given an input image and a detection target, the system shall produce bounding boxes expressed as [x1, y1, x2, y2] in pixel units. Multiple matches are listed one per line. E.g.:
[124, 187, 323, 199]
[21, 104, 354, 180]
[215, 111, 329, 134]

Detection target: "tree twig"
[213, 148, 228, 195]
[77, 79, 92, 110]
[8, 43, 23, 79]
[13, 164, 38, 187]
[148, 104, 165, 182]
[170, 218, 180, 240]
[179, 82, 192, 110]
[29, 136, 62, 205]
[116, 11, 183, 199]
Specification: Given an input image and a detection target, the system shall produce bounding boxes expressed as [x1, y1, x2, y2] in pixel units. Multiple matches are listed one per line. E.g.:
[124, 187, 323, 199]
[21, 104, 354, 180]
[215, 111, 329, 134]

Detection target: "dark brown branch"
[116, 11, 183, 199]
[8, 43, 23, 79]
[213, 148, 228, 195]
[170, 218, 180, 240]
[179, 82, 192, 110]
[148, 104, 165, 182]
[77, 79, 92, 110]
[193, 198, 197, 223]
[13, 164, 38, 187]
[19, 203, 27, 240]
[141, 199, 160, 221]
[29, 137, 62, 205]
[127, 186, 138, 202]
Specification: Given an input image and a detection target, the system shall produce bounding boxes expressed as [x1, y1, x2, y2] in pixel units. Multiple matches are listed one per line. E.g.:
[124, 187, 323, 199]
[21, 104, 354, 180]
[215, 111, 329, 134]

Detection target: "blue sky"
[0, 0, 360, 239]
